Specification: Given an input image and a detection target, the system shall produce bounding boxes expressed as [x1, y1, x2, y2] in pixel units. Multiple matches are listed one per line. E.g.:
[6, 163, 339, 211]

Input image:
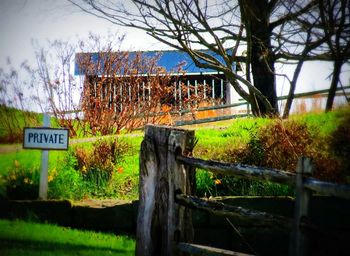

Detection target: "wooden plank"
[136, 125, 196, 256]
[177, 242, 255, 256]
[175, 194, 292, 228]
[176, 155, 296, 186]
[303, 178, 350, 200]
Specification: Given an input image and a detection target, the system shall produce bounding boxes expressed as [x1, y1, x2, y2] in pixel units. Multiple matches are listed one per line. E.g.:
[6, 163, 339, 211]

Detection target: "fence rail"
[175, 193, 292, 228]
[303, 178, 350, 200]
[136, 125, 350, 256]
[177, 155, 296, 186]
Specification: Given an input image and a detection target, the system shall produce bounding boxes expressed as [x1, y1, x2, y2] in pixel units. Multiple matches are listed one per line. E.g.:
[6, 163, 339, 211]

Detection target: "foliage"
[0, 219, 135, 256]
[194, 108, 350, 196]
[327, 113, 350, 181]
[0, 105, 41, 143]
[5, 163, 40, 200]
[0, 149, 64, 176]
[107, 155, 139, 199]
[1, 136, 140, 200]
[48, 153, 85, 200]
[195, 170, 215, 197]
[48, 138, 137, 199]
[73, 139, 130, 194]
[195, 169, 294, 198]
[255, 120, 313, 171]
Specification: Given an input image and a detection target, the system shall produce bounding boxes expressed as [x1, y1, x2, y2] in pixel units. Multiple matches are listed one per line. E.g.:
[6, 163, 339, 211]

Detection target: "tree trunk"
[283, 60, 305, 118]
[326, 59, 343, 112]
[240, 0, 278, 116]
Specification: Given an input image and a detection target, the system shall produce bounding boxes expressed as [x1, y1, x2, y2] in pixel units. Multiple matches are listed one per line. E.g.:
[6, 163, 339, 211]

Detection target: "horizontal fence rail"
[176, 155, 297, 186]
[303, 178, 350, 200]
[175, 194, 292, 228]
[177, 155, 350, 200]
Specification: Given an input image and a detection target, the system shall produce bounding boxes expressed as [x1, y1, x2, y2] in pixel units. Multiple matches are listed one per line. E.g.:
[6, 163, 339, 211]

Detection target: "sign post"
[39, 114, 50, 200]
[23, 113, 69, 200]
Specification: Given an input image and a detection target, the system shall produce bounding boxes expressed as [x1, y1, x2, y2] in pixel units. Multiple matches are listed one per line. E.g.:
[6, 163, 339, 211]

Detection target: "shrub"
[221, 118, 348, 184]
[74, 139, 129, 177]
[48, 153, 86, 200]
[195, 169, 215, 197]
[0, 105, 41, 143]
[326, 114, 350, 182]
[68, 138, 131, 198]
[256, 120, 313, 171]
[5, 163, 40, 200]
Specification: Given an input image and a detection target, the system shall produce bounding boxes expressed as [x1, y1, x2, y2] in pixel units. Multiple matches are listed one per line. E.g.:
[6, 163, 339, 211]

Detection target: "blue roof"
[75, 50, 235, 76]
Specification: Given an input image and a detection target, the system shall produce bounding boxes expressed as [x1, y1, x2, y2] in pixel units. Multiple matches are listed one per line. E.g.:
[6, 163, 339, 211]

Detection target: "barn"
[74, 50, 242, 127]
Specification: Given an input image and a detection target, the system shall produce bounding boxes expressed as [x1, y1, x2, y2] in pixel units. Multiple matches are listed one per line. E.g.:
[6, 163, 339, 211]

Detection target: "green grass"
[0, 149, 65, 176]
[0, 219, 135, 256]
[289, 107, 349, 136]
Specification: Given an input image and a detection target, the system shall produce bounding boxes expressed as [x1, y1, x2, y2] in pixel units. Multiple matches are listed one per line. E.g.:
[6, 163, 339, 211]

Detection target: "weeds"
[5, 163, 40, 200]
[48, 153, 85, 200]
[194, 110, 350, 197]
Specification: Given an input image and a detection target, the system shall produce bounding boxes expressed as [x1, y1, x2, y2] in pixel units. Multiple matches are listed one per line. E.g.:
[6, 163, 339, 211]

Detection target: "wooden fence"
[136, 125, 350, 256]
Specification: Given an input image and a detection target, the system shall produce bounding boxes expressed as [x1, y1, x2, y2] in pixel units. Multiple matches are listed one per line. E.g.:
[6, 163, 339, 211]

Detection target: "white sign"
[23, 128, 69, 150]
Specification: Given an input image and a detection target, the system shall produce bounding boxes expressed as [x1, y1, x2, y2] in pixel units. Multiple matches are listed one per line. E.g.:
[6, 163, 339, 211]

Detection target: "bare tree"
[68, 0, 350, 116]
[319, 0, 350, 111]
[32, 33, 208, 136]
[275, 0, 350, 115]
[68, 0, 286, 115]
[0, 60, 41, 142]
[33, 39, 84, 136]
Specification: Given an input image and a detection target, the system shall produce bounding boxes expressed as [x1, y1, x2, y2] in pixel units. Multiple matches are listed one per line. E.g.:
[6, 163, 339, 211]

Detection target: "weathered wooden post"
[291, 157, 313, 256]
[136, 125, 196, 256]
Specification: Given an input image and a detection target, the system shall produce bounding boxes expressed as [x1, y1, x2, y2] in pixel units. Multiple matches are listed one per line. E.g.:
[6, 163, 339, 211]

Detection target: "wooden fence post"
[136, 125, 196, 256]
[291, 157, 313, 256]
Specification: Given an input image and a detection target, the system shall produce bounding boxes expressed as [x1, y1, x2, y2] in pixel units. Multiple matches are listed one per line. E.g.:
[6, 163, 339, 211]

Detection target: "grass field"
[0, 219, 135, 256]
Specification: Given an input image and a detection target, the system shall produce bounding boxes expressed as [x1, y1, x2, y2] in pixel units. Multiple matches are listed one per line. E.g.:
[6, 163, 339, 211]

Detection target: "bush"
[61, 138, 132, 198]
[220, 118, 348, 186]
[5, 163, 40, 200]
[48, 153, 86, 199]
[324, 114, 350, 182]
[74, 139, 129, 177]
[196, 169, 215, 197]
[0, 105, 41, 143]
[255, 120, 313, 171]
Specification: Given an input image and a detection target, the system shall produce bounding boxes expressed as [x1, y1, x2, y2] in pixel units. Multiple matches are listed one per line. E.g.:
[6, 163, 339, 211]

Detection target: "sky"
[0, 0, 165, 67]
[0, 0, 349, 111]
